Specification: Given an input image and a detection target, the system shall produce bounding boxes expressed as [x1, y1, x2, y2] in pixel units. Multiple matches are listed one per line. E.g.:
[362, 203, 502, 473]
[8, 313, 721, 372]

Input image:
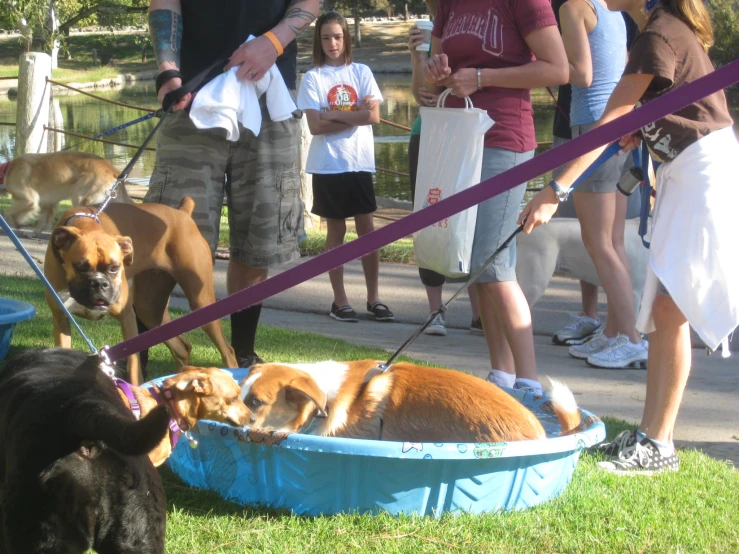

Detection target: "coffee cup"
[414, 20, 434, 52]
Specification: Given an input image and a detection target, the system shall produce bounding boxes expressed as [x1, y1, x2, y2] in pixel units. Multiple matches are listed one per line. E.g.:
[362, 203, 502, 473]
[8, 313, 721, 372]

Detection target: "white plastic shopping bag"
[413, 89, 494, 278]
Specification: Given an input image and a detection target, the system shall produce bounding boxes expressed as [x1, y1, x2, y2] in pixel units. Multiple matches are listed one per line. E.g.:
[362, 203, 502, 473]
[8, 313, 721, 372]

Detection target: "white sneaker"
[424, 312, 446, 336]
[568, 332, 614, 360]
[587, 335, 648, 369]
[552, 313, 602, 346]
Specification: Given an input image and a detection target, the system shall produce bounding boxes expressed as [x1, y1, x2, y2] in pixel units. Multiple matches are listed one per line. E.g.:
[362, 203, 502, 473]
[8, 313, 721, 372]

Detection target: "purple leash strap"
[114, 378, 141, 420]
[147, 386, 183, 448]
[102, 59, 739, 365]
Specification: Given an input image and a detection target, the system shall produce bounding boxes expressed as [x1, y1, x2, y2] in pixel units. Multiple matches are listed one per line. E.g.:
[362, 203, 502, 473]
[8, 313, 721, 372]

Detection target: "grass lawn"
[1, 273, 738, 553]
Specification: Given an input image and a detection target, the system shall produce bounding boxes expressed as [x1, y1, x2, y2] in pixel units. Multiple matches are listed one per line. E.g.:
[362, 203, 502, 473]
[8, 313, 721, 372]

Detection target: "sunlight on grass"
[1, 274, 738, 553]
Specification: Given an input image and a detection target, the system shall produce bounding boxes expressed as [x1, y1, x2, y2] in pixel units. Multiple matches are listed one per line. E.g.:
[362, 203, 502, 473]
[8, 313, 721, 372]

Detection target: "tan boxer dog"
[43, 197, 238, 384]
[1, 151, 132, 237]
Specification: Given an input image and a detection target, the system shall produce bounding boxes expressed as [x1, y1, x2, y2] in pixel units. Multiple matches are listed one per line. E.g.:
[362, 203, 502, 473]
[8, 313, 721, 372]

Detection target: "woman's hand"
[518, 186, 560, 234]
[619, 132, 642, 152]
[408, 26, 427, 58]
[424, 53, 451, 84]
[437, 68, 479, 98]
[417, 86, 438, 107]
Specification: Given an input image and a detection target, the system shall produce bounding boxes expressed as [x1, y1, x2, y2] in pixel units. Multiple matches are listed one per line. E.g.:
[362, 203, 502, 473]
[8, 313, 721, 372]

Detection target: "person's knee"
[652, 292, 686, 328]
[229, 258, 268, 287]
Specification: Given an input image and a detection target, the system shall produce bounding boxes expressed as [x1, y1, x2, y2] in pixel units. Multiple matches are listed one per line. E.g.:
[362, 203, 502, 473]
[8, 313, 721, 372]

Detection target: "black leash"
[364, 223, 525, 382]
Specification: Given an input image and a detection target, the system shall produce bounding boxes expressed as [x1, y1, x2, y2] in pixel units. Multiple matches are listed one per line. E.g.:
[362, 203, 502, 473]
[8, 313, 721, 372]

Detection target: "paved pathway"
[2, 231, 737, 466]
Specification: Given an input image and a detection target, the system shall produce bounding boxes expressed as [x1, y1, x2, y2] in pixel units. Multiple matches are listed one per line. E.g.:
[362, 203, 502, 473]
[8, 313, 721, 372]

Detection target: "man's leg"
[227, 103, 302, 367]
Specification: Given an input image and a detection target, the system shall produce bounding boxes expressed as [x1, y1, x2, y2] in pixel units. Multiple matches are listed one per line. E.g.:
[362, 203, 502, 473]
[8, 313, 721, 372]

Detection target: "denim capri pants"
[471, 147, 535, 283]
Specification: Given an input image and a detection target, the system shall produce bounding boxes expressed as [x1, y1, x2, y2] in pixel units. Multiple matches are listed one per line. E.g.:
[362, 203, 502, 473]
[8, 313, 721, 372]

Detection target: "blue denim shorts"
[471, 147, 535, 283]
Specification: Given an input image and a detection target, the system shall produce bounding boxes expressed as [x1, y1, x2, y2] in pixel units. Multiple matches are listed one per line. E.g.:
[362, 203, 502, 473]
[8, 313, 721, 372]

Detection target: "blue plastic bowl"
[0, 298, 36, 360]
[152, 368, 605, 517]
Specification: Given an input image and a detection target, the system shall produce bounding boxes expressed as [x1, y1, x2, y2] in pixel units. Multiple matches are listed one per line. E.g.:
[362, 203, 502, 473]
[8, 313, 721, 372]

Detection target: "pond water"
[0, 76, 737, 203]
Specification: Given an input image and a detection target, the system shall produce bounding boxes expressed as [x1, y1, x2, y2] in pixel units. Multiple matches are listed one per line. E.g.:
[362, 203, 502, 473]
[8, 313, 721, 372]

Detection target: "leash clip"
[98, 347, 116, 378]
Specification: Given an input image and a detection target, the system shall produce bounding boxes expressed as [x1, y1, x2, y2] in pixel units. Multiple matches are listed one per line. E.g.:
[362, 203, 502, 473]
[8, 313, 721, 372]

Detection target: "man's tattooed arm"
[281, 0, 323, 38]
[148, 0, 183, 70]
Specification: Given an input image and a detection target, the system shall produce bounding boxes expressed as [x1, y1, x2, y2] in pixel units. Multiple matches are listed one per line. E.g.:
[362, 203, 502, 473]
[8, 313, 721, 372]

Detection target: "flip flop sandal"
[330, 303, 359, 322]
[367, 301, 395, 322]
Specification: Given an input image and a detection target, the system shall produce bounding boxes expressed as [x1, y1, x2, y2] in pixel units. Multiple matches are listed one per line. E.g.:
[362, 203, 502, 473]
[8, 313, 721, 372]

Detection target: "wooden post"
[15, 52, 52, 157]
[49, 95, 64, 151]
[298, 115, 321, 231]
[92, 48, 98, 67]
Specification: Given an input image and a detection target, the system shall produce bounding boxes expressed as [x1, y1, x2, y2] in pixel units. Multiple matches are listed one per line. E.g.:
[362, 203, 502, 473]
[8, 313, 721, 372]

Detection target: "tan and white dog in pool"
[240, 360, 583, 443]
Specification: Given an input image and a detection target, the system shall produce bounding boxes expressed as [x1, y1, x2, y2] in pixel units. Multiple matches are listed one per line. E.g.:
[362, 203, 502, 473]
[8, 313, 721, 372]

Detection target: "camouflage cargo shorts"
[144, 102, 303, 269]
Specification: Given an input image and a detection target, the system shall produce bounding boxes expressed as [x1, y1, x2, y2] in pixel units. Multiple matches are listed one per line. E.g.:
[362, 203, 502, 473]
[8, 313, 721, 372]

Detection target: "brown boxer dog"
[43, 197, 238, 384]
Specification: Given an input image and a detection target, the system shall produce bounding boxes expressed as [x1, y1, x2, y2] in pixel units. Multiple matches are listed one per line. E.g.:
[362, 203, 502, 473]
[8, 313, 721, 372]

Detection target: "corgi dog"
[240, 360, 581, 443]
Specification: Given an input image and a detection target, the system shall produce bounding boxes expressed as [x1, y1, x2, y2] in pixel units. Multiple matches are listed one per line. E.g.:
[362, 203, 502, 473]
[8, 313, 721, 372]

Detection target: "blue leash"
[61, 111, 157, 152]
[634, 140, 659, 249]
[570, 141, 622, 189]
[0, 214, 98, 354]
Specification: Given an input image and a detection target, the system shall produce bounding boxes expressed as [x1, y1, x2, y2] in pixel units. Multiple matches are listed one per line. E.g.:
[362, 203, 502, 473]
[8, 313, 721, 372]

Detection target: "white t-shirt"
[297, 63, 383, 174]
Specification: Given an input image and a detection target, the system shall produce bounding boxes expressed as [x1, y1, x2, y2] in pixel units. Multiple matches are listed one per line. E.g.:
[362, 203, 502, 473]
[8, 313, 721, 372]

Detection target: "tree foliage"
[708, 0, 739, 68]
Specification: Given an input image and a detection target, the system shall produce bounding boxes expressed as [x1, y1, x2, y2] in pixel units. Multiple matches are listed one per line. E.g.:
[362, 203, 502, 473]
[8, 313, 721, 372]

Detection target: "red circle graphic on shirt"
[327, 84, 359, 111]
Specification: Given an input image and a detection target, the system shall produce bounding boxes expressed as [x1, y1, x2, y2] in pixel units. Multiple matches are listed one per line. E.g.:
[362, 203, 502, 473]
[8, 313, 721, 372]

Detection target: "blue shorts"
[470, 147, 535, 283]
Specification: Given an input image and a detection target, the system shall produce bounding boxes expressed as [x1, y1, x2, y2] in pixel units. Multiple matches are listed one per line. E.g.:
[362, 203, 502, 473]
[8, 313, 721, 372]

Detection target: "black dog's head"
[51, 226, 133, 313]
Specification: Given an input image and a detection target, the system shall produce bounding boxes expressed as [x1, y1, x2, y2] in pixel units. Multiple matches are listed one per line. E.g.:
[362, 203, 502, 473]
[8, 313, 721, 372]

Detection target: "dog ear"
[285, 376, 327, 417]
[51, 226, 81, 251]
[116, 236, 134, 266]
[165, 373, 214, 396]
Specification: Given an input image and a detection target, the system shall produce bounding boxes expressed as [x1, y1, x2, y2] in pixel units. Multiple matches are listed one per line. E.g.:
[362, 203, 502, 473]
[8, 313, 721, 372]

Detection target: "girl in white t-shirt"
[297, 11, 394, 323]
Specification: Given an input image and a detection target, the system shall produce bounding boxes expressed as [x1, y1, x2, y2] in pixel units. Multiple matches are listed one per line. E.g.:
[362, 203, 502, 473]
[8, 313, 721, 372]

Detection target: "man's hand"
[424, 53, 452, 84]
[224, 35, 278, 81]
[517, 186, 560, 234]
[157, 76, 192, 111]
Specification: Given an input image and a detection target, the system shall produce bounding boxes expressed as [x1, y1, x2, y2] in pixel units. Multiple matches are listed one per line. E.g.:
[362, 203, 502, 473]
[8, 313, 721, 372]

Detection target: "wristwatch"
[548, 179, 569, 202]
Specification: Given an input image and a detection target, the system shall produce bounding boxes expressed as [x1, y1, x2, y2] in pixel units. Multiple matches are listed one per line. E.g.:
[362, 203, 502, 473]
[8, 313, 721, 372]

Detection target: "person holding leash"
[558, 0, 649, 368]
[521, 0, 738, 473]
[297, 11, 395, 324]
[146, 0, 322, 369]
[423, 0, 569, 395]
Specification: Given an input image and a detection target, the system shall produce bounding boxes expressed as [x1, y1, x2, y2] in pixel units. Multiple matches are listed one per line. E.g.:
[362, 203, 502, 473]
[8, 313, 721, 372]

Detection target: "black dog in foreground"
[0, 348, 170, 554]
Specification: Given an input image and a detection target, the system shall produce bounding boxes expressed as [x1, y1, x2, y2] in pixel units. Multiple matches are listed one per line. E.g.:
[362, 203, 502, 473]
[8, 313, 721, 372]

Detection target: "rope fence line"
[0, 122, 15, 127]
[0, 75, 18, 80]
[44, 126, 157, 152]
[46, 78, 157, 113]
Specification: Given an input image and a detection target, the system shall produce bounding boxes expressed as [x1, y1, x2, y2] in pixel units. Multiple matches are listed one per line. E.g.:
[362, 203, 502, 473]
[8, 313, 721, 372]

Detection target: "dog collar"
[147, 384, 191, 448]
[64, 211, 101, 225]
[114, 378, 142, 420]
[0, 161, 9, 189]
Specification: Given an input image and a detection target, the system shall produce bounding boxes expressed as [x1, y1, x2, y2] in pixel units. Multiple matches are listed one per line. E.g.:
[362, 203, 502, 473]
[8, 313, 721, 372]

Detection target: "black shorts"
[311, 171, 377, 220]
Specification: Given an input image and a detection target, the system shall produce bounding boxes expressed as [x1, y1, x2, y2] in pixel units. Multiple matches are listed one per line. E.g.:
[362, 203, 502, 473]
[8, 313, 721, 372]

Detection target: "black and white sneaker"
[596, 430, 679, 475]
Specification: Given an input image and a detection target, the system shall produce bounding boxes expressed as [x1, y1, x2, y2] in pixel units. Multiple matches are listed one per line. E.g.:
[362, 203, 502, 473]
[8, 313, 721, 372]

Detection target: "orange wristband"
[263, 31, 284, 57]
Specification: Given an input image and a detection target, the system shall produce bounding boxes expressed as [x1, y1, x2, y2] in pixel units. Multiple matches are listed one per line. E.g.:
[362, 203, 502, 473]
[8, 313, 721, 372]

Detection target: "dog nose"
[249, 414, 256, 424]
[90, 274, 110, 291]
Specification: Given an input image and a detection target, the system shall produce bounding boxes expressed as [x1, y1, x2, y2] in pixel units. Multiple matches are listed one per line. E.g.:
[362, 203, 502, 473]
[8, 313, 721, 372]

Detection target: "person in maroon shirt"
[423, 0, 568, 395]
[521, 0, 738, 473]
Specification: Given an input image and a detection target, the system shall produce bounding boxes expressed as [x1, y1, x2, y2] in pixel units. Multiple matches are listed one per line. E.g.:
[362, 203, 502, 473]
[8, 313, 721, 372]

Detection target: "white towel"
[636, 127, 739, 353]
[189, 36, 297, 140]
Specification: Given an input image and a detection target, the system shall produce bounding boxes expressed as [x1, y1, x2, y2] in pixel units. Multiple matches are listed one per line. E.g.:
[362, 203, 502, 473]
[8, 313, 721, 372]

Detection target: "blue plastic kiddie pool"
[0, 298, 36, 360]
[152, 368, 605, 516]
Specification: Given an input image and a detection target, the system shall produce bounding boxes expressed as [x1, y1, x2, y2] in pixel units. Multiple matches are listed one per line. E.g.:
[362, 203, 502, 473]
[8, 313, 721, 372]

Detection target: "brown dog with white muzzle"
[115, 366, 253, 467]
[240, 360, 582, 443]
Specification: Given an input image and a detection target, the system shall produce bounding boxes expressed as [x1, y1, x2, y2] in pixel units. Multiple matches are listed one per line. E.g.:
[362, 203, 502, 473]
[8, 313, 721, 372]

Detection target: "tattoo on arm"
[149, 9, 183, 67]
[283, 0, 321, 38]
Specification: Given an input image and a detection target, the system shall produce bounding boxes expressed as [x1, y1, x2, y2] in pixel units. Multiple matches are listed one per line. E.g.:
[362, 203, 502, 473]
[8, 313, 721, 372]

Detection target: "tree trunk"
[47, 0, 59, 70]
[404, 3, 409, 21]
[16, 53, 52, 157]
[353, 6, 361, 48]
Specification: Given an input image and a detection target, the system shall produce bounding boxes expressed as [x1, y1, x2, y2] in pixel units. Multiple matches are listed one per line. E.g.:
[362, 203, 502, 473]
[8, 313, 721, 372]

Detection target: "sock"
[231, 303, 262, 361]
[486, 369, 515, 388]
[637, 428, 674, 456]
[515, 377, 543, 395]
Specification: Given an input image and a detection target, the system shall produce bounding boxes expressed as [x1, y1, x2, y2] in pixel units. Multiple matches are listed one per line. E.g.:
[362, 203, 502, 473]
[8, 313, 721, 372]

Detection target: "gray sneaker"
[597, 430, 679, 475]
[568, 332, 614, 360]
[424, 312, 446, 336]
[587, 335, 648, 369]
[553, 313, 602, 346]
